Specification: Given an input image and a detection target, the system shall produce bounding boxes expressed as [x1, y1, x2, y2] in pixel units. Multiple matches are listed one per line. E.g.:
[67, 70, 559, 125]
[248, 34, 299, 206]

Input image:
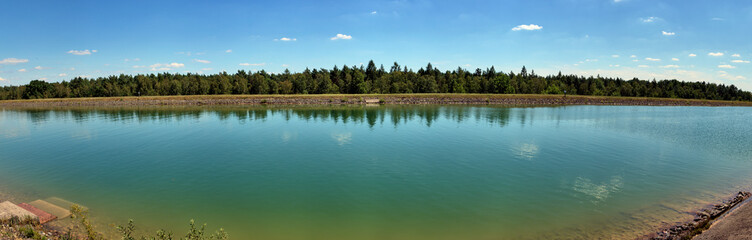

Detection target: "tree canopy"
[1, 61, 749, 101]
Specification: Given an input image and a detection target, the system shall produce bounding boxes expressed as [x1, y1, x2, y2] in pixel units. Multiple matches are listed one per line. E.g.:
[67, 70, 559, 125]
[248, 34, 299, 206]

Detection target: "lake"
[1, 105, 751, 239]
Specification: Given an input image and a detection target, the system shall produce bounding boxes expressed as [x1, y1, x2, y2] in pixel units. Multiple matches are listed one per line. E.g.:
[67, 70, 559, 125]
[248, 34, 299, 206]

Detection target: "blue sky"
[1, 0, 751, 90]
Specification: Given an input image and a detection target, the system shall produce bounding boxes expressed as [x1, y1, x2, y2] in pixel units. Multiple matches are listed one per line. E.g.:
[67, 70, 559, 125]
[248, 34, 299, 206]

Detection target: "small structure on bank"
[0, 197, 85, 224]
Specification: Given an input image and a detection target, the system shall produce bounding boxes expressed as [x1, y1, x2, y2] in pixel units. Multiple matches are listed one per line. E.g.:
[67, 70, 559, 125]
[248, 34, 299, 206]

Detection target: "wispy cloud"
[18, 69, 26, 72]
[149, 63, 184, 71]
[225, 49, 232, 53]
[370, 11, 377, 15]
[731, 60, 750, 63]
[275, 37, 297, 41]
[641, 16, 660, 23]
[688, 53, 697, 57]
[718, 71, 745, 81]
[0, 58, 29, 64]
[630, 55, 637, 58]
[718, 64, 735, 69]
[708, 52, 724, 57]
[239, 63, 265, 66]
[660, 65, 679, 68]
[645, 58, 660, 61]
[124, 58, 141, 62]
[58, 73, 67, 77]
[731, 54, 741, 58]
[34, 66, 44, 70]
[68, 49, 96, 55]
[512, 24, 542, 31]
[671, 58, 679, 61]
[638, 65, 649, 68]
[194, 59, 211, 64]
[612, 55, 620, 58]
[330, 34, 353, 40]
[661, 31, 675, 36]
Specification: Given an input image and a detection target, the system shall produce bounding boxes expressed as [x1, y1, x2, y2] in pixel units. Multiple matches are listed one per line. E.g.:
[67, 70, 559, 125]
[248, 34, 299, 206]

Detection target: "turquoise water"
[1, 105, 752, 239]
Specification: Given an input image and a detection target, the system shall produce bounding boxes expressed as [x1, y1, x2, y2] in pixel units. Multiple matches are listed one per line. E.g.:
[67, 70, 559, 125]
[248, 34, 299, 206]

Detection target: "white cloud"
[34, 66, 43, 70]
[641, 16, 659, 23]
[38, 78, 48, 81]
[330, 33, 353, 40]
[732, 54, 741, 58]
[645, 58, 661, 61]
[194, 59, 211, 64]
[124, 58, 141, 62]
[371, 11, 377, 15]
[731, 60, 750, 63]
[58, 73, 67, 77]
[630, 55, 637, 58]
[0, 77, 5, 81]
[671, 58, 679, 61]
[225, 49, 232, 53]
[281, 64, 290, 67]
[18, 69, 26, 72]
[68, 49, 94, 55]
[201, 68, 213, 71]
[512, 24, 543, 31]
[276, 37, 297, 41]
[660, 65, 679, 68]
[632, 59, 639, 62]
[132, 65, 146, 68]
[638, 65, 649, 68]
[688, 53, 697, 57]
[0, 58, 29, 64]
[708, 52, 724, 57]
[661, 31, 675, 36]
[612, 55, 620, 58]
[149, 63, 184, 71]
[718, 64, 735, 69]
[239, 63, 265, 66]
[609, 64, 620, 67]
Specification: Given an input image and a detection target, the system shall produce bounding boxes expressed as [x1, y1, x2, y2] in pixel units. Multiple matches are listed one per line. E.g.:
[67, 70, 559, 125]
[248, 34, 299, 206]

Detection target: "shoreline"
[644, 191, 752, 239]
[2, 94, 752, 107]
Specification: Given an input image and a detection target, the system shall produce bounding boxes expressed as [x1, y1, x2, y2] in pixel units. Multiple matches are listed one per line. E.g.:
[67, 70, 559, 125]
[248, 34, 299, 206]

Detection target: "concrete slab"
[17, 203, 56, 224]
[28, 200, 71, 219]
[0, 201, 38, 222]
[45, 197, 87, 211]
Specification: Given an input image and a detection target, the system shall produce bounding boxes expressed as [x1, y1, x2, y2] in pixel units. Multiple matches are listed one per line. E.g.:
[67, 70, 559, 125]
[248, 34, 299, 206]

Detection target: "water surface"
[1, 105, 751, 239]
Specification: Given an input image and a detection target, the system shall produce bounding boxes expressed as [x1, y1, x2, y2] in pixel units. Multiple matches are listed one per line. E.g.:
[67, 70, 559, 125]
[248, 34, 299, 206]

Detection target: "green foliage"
[18, 225, 47, 240]
[71, 204, 103, 240]
[1, 62, 750, 101]
[114, 219, 227, 240]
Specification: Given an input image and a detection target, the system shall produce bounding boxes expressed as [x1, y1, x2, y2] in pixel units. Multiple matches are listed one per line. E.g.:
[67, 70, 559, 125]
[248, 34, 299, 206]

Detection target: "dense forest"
[1, 60, 750, 101]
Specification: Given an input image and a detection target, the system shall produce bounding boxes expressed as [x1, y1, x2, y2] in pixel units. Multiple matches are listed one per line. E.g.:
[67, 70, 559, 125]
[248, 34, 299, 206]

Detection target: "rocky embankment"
[1, 95, 751, 107]
[646, 191, 751, 240]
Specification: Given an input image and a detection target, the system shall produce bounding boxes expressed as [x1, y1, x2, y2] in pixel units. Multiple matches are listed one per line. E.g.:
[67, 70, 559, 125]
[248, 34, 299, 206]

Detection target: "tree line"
[1, 60, 750, 101]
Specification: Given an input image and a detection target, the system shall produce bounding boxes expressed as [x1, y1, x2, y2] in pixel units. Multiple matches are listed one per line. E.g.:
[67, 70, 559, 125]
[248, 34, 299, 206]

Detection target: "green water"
[1, 105, 752, 239]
